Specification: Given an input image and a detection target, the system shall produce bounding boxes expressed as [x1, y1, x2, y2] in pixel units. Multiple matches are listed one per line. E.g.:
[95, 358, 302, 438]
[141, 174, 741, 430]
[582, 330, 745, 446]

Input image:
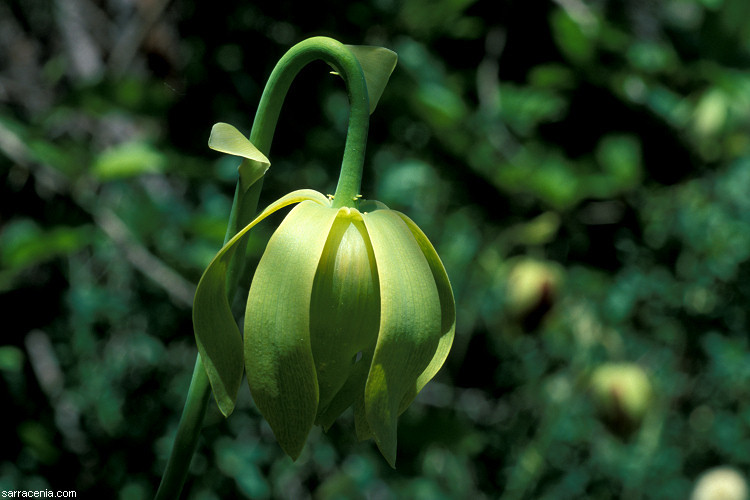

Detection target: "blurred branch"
[477, 27, 505, 112]
[476, 27, 520, 160]
[0, 120, 195, 308]
[93, 208, 195, 308]
[54, 0, 104, 81]
[0, 3, 54, 113]
[109, 0, 173, 76]
[25, 329, 89, 454]
[0, 122, 68, 195]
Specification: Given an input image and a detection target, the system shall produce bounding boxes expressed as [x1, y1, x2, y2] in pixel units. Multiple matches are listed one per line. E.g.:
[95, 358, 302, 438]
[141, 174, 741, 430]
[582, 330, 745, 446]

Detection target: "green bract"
[195, 189, 454, 467]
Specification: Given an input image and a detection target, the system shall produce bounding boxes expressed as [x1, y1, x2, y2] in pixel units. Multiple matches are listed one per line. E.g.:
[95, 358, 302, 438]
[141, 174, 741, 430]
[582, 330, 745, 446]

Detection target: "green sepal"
[361, 209, 442, 468]
[208, 122, 271, 192]
[244, 202, 338, 460]
[193, 189, 329, 417]
[345, 45, 398, 114]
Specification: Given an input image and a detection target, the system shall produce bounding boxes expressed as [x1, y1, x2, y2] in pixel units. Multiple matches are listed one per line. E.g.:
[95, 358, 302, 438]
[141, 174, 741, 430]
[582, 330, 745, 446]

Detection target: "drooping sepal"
[192, 249, 244, 418]
[244, 201, 338, 459]
[193, 190, 329, 417]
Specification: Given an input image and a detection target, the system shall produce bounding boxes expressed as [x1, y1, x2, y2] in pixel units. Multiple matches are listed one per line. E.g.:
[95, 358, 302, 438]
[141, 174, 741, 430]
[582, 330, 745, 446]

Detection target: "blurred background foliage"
[3, 0, 750, 498]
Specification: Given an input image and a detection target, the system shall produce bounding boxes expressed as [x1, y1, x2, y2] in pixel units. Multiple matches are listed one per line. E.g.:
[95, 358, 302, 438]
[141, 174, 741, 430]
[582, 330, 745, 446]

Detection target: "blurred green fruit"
[590, 363, 652, 437]
[505, 258, 563, 330]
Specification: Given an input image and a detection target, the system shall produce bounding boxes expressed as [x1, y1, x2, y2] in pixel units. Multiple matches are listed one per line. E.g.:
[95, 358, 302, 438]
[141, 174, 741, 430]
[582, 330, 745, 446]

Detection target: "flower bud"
[242, 196, 455, 467]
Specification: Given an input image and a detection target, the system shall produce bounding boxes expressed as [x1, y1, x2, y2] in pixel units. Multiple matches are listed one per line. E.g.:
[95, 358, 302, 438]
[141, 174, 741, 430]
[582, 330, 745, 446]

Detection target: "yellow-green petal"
[359, 199, 390, 212]
[244, 201, 338, 460]
[193, 189, 328, 417]
[396, 212, 455, 412]
[315, 346, 375, 430]
[361, 209, 442, 467]
[309, 210, 380, 417]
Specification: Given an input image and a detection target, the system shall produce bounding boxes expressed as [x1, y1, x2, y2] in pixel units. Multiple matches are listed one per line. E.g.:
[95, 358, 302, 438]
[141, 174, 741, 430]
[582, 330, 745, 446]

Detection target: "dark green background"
[2, 0, 750, 498]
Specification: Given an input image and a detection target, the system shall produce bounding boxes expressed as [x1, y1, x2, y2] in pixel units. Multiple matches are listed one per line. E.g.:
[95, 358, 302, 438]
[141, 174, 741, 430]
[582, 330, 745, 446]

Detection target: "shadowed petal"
[244, 201, 338, 459]
[309, 210, 380, 418]
[193, 190, 329, 417]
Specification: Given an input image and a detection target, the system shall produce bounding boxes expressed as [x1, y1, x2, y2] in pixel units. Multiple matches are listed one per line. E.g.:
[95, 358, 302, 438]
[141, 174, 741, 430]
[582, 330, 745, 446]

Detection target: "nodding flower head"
[192, 40, 453, 468]
[243, 191, 454, 467]
[194, 178, 454, 468]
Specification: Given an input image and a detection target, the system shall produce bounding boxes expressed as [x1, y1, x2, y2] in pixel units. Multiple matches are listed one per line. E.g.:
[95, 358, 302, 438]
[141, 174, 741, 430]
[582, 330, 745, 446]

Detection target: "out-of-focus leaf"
[550, 7, 596, 65]
[528, 64, 576, 89]
[596, 134, 642, 188]
[92, 141, 166, 181]
[499, 83, 567, 136]
[18, 421, 59, 464]
[626, 41, 678, 73]
[0, 346, 24, 372]
[0, 219, 92, 270]
[693, 89, 728, 137]
[416, 83, 467, 127]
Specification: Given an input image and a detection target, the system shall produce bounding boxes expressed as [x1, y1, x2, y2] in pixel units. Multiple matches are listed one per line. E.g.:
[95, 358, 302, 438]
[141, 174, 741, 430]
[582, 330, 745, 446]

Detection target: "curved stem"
[250, 36, 370, 208]
[155, 356, 210, 500]
[155, 36, 372, 499]
[155, 180, 263, 500]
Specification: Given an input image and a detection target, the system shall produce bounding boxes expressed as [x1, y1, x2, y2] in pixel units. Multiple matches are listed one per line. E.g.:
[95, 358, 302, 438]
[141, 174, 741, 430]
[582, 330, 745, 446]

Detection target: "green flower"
[245, 192, 454, 466]
[193, 139, 454, 466]
[191, 40, 453, 468]
[158, 38, 451, 500]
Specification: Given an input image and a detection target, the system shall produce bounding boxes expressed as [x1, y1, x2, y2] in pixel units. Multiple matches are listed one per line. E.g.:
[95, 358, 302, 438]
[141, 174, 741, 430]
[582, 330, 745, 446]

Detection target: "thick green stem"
[250, 36, 370, 208]
[154, 356, 210, 500]
[155, 36, 372, 499]
[155, 179, 263, 500]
